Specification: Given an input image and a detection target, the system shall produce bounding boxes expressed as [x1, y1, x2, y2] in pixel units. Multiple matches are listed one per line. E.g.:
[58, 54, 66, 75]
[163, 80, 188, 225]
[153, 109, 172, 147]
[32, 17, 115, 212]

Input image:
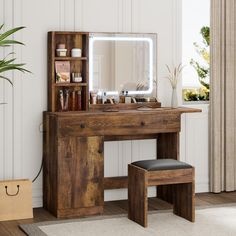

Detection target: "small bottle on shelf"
[77, 90, 82, 111]
[102, 92, 107, 104]
[64, 89, 69, 111]
[71, 90, 76, 111]
[90, 91, 98, 105]
[59, 90, 64, 111]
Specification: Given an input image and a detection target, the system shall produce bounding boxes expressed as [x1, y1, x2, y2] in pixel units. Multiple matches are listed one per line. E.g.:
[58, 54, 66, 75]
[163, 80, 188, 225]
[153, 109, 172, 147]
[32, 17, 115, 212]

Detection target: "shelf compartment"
[48, 31, 89, 112]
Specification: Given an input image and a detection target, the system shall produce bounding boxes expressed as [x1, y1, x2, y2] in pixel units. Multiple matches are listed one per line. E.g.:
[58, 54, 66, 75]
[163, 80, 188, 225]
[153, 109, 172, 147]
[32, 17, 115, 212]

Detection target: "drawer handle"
[80, 123, 85, 129]
[98, 149, 103, 154]
[98, 144, 104, 154]
[141, 121, 145, 126]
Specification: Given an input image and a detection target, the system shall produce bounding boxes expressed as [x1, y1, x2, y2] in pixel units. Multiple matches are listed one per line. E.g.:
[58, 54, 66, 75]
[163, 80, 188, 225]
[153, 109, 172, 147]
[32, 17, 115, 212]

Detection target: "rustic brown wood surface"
[128, 164, 148, 227]
[89, 102, 162, 111]
[49, 109, 182, 138]
[128, 164, 195, 227]
[48, 32, 89, 112]
[156, 132, 180, 204]
[104, 177, 128, 190]
[43, 107, 200, 218]
[173, 182, 195, 221]
[148, 169, 193, 186]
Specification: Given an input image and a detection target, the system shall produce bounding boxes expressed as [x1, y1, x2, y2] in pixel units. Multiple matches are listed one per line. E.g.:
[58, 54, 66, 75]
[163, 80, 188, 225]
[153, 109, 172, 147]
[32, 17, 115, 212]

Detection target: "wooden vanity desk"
[44, 31, 201, 218]
[43, 107, 200, 218]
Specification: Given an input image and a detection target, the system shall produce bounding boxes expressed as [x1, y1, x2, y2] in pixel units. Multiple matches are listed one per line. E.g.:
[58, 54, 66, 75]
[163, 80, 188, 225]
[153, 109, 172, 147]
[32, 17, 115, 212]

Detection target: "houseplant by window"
[183, 26, 210, 101]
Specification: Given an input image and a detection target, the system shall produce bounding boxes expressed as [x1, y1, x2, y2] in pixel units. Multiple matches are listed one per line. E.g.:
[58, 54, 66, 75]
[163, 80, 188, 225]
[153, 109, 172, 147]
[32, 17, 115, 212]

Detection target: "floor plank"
[0, 192, 236, 236]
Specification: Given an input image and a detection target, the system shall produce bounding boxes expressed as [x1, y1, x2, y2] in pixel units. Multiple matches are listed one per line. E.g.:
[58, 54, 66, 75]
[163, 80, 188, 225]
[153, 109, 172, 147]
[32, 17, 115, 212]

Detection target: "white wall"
[0, 0, 209, 207]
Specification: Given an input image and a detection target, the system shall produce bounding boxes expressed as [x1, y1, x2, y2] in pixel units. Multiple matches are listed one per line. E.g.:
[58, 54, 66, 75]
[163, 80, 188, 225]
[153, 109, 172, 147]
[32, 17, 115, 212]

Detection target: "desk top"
[44, 107, 201, 138]
[45, 107, 201, 117]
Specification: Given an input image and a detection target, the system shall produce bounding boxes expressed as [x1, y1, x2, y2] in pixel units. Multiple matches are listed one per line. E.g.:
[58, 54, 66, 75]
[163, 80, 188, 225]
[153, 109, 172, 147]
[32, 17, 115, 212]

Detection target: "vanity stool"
[128, 159, 195, 227]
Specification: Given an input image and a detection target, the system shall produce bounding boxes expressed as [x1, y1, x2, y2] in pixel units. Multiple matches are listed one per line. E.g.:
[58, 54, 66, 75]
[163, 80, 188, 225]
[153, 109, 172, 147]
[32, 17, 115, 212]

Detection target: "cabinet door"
[57, 136, 104, 210]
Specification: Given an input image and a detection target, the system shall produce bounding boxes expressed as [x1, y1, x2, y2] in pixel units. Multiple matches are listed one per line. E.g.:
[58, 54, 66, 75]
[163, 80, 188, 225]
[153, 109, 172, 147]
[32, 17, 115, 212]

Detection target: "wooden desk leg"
[156, 132, 179, 203]
[156, 133, 179, 160]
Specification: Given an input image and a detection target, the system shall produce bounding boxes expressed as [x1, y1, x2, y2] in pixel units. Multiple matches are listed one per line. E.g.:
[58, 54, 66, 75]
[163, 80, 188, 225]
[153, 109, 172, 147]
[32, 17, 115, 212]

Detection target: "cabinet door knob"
[98, 143, 104, 154]
[141, 121, 145, 126]
[80, 123, 85, 129]
[98, 149, 103, 154]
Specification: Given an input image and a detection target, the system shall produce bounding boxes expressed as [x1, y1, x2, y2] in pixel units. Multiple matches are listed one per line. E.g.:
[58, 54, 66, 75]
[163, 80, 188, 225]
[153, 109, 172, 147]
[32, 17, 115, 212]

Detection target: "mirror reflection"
[89, 33, 156, 96]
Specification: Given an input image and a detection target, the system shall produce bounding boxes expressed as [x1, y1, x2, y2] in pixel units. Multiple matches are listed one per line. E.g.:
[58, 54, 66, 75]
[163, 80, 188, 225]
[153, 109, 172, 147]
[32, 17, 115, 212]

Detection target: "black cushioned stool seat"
[132, 159, 192, 171]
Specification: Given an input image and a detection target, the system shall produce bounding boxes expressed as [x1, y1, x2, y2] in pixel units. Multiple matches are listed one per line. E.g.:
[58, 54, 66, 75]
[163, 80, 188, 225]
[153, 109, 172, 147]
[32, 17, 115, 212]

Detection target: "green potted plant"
[0, 24, 30, 91]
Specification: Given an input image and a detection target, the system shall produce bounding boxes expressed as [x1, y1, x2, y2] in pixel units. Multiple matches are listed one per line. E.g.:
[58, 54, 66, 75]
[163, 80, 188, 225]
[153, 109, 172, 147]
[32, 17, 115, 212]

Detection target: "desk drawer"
[57, 113, 180, 137]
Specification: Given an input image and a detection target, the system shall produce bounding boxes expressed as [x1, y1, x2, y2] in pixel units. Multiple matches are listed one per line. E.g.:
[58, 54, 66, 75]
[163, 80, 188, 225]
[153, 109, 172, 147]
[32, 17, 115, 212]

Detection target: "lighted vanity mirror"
[89, 33, 157, 96]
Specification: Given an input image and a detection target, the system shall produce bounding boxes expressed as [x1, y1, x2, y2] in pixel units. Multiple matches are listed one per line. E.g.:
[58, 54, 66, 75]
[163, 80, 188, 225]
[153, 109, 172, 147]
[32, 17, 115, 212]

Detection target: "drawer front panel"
[57, 113, 181, 137]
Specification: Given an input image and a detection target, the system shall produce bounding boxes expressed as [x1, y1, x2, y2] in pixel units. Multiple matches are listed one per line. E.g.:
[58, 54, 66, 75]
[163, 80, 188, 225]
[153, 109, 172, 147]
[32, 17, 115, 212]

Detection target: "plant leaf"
[0, 24, 4, 31]
[0, 39, 24, 46]
[0, 75, 13, 86]
[0, 26, 25, 42]
[0, 58, 17, 67]
[0, 63, 31, 74]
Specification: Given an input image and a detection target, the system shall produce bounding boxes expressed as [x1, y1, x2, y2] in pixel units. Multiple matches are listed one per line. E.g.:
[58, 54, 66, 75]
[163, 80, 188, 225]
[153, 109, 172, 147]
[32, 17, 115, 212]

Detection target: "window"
[182, 0, 210, 101]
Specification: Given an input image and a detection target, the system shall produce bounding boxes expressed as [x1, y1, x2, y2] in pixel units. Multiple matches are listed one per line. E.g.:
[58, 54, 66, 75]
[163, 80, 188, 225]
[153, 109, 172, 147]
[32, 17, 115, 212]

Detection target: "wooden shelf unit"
[48, 31, 89, 112]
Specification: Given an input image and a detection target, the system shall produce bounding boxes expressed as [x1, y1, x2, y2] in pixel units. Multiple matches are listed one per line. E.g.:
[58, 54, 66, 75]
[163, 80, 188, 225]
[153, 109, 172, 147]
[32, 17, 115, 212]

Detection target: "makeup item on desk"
[107, 98, 114, 104]
[97, 93, 103, 104]
[71, 48, 82, 57]
[102, 92, 107, 104]
[77, 90, 82, 110]
[90, 91, 98, 105]
[125, 96, 131, 104]
[131, 97, 137, 103]
[71, 72, 82, 83]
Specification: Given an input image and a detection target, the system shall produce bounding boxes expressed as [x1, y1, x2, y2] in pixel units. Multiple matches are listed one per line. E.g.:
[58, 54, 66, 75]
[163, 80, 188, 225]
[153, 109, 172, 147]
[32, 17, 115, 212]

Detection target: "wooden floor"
[0, 192, 236, 236]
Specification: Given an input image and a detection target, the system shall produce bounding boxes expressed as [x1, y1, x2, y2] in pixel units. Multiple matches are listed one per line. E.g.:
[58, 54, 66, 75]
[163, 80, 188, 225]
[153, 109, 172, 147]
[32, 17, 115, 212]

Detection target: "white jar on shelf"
[71, 48, 82, 57]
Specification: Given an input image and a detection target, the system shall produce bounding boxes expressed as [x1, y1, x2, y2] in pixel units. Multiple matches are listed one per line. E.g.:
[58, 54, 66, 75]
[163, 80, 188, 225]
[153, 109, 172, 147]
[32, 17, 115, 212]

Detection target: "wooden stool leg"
[156, 132, 179, 204]
[173, 182, 195, 222]
[128, 165, 148, 227]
